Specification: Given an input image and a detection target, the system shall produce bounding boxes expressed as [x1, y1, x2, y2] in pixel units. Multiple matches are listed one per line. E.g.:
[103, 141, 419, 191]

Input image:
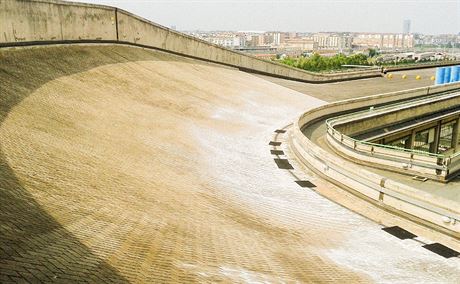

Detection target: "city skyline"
[79, 0, 459, 35]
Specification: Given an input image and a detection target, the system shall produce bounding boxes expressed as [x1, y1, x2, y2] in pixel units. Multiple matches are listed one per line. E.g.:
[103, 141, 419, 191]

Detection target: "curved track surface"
[0, 44, 459, 283]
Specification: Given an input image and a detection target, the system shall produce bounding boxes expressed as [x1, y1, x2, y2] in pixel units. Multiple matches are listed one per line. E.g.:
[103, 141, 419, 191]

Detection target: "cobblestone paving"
[0, 44, 459, 283]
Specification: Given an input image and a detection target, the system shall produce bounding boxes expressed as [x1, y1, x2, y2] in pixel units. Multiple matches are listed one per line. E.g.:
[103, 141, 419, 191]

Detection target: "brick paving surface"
[0, 45, 459, 283]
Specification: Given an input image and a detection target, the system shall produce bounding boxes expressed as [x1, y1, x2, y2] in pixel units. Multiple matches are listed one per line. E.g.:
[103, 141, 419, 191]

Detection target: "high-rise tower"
[403, 19, 411, 34]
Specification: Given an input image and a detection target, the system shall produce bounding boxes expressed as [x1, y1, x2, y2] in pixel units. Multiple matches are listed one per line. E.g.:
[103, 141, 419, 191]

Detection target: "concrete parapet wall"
[0, 0, 116, 42]
[290, 83, 460, 237]
[298, 86, 432, 128]
[335, 93, 460, 136]
[325, 86, 460, 180]
[386, 61, 460, 72]
[0, 0, 382, 83]
[325, 133, 445, 179]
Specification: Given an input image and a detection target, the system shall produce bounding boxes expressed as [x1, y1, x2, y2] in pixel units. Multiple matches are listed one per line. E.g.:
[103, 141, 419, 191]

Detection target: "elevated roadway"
[304, 118, 460, 202]
[260, 67, 436, 102]
[0, 43, 459, 283]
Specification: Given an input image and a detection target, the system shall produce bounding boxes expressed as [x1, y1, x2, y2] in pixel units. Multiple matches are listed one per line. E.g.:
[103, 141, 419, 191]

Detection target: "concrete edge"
[96, 5, 385, 80]
[0, 39, 382, 84]
[324, 92, 460, 181]
[386, 61, 460, 72]
[290, 83, 460, 237]
[1, 0, 382, 84]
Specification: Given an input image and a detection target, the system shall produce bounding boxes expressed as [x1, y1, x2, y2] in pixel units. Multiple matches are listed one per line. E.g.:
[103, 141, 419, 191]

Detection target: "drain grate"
[270, 150, 284, 155]
[274, 158, 294, 170]
[382, 226, 417, 240]
[275, 129, 287, 133]
[295, 180, 316, 188]
[423, 243, 460, 258]
[269, 141, 281, 146]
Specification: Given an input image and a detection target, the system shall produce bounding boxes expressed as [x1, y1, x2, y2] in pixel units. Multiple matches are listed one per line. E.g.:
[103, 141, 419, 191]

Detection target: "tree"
[279, 52, 373, 72]
[368, 48, 377, 57]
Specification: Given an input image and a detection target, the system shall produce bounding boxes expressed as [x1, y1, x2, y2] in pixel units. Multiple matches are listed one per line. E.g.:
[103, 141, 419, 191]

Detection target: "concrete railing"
[332, 92, 460, 136]
[0, 0, 382, 83]
[325, 91, 460, 181]
[325, 126, 448, 180]
[386, 60, 460, 72]
[449, 152, 460, 174]
[289, 82, 460, 237]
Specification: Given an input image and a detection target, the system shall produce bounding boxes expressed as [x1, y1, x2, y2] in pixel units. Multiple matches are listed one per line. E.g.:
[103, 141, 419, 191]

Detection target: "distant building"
[264, 32, 285, 46]
[415, 33, 460, 46]
[205, 35, 243, 48]
[403, 19, 411, 34]
[279, 38, 317, 53]
[352, 33, 414, 49]
[287, 32, 298, 39]
[247, 34, 266, 47]
[312, 33, 352, 51]
[353, 33, 381, 48]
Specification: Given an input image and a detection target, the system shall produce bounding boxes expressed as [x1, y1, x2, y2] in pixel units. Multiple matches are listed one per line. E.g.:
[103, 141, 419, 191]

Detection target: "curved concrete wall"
[325, 132, 446, 180]
[334, 93, 460, 137]
[325, 92, 460, 181]
[290, 82, 460, 237]
[1, 0, 116, 42]
[0, 0, 381, 83]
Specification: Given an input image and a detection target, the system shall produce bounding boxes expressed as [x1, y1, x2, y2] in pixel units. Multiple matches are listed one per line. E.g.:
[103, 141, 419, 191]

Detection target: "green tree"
[279, 52, 373, 72]
[368, 48, 377, 57]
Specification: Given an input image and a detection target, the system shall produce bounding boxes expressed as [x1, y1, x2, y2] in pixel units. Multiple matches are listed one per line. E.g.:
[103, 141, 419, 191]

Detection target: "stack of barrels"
[435, 66, 460, 85]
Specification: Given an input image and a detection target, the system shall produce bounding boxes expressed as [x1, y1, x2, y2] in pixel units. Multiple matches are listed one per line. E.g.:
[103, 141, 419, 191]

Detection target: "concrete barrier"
[1, 0, 116, 42]
[290, 82, 460, 237]
[325, 133, 446, 179]
[386, 61, 460, 72]
[333, 93, 460, 136]
[325, 91, 460, 181]
[0, 0, 382, 83]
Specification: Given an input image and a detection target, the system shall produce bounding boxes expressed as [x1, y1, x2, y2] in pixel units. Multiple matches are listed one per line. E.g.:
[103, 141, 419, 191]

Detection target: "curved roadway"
[0, 44, 459, 283]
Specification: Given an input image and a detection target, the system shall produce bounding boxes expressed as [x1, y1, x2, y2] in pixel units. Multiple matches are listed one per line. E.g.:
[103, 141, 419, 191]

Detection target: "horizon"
[77, 0, 460, 35]
[182, 29, 459, 36]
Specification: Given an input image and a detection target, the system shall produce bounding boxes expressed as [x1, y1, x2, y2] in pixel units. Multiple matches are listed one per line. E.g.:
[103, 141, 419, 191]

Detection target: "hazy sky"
[79, 0, 459, 34]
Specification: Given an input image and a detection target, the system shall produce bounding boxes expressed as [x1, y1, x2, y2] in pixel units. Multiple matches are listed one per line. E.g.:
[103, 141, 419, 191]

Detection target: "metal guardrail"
[291, 118, 460, 236]
[326, 124, 447, 177]
[289, 85, 460, 235]
[325, 95, 460, 179]
[326, 121, 444, 158]
[291, 131, 460, 223]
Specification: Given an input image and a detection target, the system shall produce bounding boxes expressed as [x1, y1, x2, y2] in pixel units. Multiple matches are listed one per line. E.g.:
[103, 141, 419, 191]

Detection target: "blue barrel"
[435, 67, 445, 85]
[444, 67, 452, 83]
[452, 66, 460, 82]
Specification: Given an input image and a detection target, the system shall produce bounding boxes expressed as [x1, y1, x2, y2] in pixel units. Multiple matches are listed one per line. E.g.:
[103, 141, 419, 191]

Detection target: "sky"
[78, 0, 460, 34]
